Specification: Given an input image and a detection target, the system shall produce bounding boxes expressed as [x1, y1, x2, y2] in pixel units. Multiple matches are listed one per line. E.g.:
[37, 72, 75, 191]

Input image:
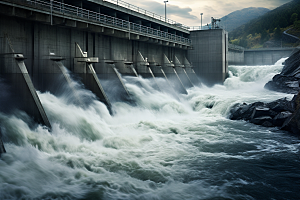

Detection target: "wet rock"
[265, 48, 300, 94]
[230, 48, 300, 134]
[0, 129, 6, 157]
[262, 121, 275, 127]
[265, 74, 300, 94]
[273, 111, 293, 127]
[229, 102, 265, 120]
[250, 116, 273, 126]
[281, 91, 300, 134]
[251, 107, 271, 119]
[229, 96, 297, 131]
[281, 48, 300, 76]
[267, 97, 295, 113]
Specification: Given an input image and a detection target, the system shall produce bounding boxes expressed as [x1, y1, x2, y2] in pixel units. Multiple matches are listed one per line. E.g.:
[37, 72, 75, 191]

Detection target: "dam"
[1, 1, 300, 199]
[0, 0, 227, 128]
[228, 44, 295, 65]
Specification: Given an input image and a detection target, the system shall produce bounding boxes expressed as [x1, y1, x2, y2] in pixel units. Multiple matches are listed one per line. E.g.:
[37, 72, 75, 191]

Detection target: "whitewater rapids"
[0, 58, 299, 200]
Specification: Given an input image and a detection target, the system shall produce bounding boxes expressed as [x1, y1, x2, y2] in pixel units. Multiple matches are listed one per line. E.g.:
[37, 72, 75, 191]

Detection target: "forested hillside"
[220, 7, 269, 32]
[229, 0, 300, 48]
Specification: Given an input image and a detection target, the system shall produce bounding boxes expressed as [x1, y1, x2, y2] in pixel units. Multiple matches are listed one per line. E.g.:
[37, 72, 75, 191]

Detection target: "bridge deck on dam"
[0, 0, 191, 48]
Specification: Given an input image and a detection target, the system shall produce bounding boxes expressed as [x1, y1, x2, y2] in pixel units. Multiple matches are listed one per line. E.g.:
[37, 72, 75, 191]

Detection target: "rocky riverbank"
[265, 48, 300, 94]
[229, 47, 300, 134]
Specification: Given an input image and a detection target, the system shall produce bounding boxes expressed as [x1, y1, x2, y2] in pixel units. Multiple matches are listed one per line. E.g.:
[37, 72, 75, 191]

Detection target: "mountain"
[229, 0, 300, 48]
[220, 7, 270, 32]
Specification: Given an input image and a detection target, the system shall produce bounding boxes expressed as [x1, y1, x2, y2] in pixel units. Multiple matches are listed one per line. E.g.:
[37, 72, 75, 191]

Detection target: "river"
[0, 58, 299, 199]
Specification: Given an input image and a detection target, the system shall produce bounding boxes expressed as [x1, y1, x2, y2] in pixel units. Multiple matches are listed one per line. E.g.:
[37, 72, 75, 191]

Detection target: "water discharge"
[0, 58, 299, 199]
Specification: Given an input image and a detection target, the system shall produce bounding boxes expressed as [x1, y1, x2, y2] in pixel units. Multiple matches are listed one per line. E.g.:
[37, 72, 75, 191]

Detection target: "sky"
[120, 0, 292, 27]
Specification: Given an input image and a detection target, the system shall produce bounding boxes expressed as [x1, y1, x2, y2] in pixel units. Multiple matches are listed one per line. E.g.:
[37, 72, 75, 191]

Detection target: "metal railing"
[188, 25, 223, 31]
[20, 0, 191, 45]
[103, 0, 190, 30]
[228, 44, 245, 51]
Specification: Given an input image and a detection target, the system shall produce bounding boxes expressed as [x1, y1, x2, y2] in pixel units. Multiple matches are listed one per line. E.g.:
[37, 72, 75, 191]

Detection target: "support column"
[188, 29, 228, 86]
[74, 43, 113, 114]
[0, 53, 52, 128]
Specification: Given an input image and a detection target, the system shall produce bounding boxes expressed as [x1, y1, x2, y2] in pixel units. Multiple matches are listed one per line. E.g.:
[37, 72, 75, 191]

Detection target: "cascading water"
[0, 58, 299, 200]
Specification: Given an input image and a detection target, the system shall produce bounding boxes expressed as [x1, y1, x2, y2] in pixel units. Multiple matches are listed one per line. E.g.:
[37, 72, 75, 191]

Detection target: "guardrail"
[103, 0, 190, 30]
[188, 25, 223, 31]
[18, 0, 191, 46]
[228, 44, 245, 51]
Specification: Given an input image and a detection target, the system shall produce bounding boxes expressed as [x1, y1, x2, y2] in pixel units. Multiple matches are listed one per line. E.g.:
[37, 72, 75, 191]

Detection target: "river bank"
[229, 47, 300, 134]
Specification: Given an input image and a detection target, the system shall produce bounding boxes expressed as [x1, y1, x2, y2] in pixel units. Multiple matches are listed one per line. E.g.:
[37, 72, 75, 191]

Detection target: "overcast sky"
[122, 0, 292, 27]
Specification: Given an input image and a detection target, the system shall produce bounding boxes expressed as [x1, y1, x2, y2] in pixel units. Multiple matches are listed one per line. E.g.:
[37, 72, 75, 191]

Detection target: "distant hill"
[220, 7, 270, 32]
[230, 0, 300, 48]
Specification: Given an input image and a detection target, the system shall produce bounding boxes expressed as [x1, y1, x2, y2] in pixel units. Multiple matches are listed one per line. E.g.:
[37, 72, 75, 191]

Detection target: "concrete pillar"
[74, 43, 113, 114]
[188, 29, 228, 86]
[0, 53, 52, 128]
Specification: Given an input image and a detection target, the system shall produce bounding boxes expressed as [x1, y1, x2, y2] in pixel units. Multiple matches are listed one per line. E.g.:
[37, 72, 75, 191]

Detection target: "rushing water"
[0, 59, 300, 200]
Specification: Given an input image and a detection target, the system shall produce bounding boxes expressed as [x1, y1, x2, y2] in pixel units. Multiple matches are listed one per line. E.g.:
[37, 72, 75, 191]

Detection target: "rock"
[281, 110, 300, 134]
[264, 47, 300, 94]
[262, 121, 275, 127]
[250, 116, 273, 126]
[251, 107, 271, 119]
[0, 129, 6, 157]
[281, 91, 300, 134]
[228, 96, 296, 132]
[266, 97, 295, 113]
[273, 111, 293, 127]
[281, 48, 300, 76]
[229, 48, 300, 134]
[229, 102, 265, 120]
[265, 74, 300, 94]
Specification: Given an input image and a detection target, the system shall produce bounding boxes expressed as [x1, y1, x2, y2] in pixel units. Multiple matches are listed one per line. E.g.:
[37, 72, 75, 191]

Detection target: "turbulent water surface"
[0, 59, 300, 200]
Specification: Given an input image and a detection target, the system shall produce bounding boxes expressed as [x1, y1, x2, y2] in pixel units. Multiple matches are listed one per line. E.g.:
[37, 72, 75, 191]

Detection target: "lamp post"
[164, 0, 168, 22]
[200, 13, 203, 30]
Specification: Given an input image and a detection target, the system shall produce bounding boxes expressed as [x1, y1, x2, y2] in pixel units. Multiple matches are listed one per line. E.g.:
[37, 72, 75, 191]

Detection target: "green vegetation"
[220, 7, 269, 32]
[229, 0, 300, 49]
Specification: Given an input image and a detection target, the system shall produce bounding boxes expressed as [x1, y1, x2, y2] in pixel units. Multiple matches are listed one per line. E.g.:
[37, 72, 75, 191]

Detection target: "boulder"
[264, 47, 300, 94]
[281, 48, 300, 76]
[273, 111, 293, 127]
[228, 95, 297, 132]
[229, 102, 265, 120]
[0, 129, 6, 157]
[250, 116, 273, 126]
[265, 74, 300, 94]
[230, 48, 300, 135]
[251, 107, 271, 119]
[281, 91, 300, 134]
[266, 97, 295, 113]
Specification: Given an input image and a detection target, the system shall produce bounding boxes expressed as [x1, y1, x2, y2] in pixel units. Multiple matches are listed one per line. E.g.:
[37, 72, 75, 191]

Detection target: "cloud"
[127, 0, 198, 21]
[121, 0, 292, 26]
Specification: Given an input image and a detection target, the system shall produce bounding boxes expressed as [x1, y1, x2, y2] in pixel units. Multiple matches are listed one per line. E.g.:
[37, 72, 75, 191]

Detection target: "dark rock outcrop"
[281, 92, 300, 134]
[265, 48, 300, 94]
[230, 46, 300, 134]
[229, 96, 296, 129]
[0, 128, 6, 157]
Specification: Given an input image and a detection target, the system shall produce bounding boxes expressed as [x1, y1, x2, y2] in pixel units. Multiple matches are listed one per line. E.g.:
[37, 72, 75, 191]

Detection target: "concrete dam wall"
[228, 46, 295, 66]
[0, 0, 202, 130]
[0, 0, 229, 139]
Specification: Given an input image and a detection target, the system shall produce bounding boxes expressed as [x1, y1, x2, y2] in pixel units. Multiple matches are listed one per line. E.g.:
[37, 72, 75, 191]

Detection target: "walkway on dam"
[0, 0, 191, 48]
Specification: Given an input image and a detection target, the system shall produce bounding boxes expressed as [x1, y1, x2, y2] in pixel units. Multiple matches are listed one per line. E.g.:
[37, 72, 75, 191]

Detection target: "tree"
[261, 29, 269, 42]
[290, 13, 298, 23]
[274, 26, 282, 40]
[294, 20, 300, 29]
[239, 36, 248, 48]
